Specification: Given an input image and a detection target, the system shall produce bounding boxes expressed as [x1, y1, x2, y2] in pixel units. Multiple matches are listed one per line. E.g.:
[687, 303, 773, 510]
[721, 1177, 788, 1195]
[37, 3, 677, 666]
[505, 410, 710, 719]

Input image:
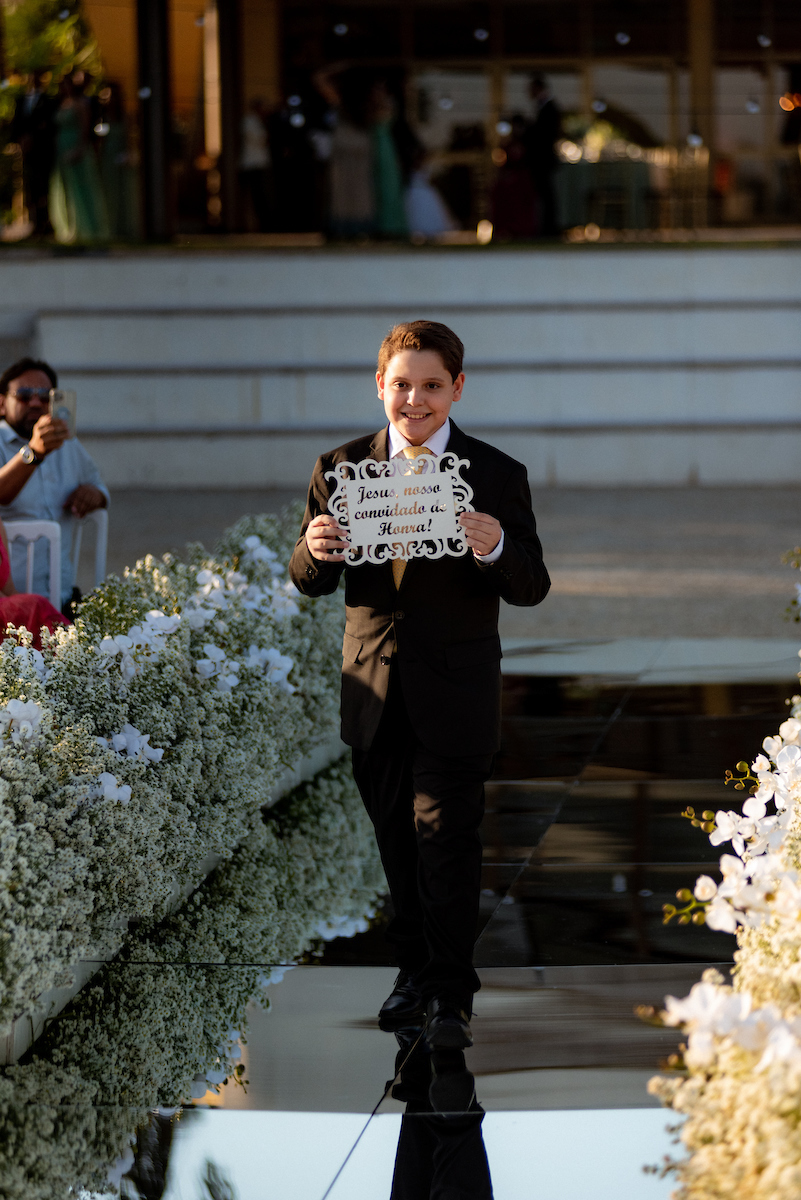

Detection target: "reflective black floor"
[3, 638, 797, 1200]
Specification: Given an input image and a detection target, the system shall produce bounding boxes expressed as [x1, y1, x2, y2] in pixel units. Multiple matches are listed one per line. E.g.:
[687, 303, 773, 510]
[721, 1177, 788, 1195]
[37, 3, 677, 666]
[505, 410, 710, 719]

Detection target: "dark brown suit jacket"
[289, 421, 550, 756]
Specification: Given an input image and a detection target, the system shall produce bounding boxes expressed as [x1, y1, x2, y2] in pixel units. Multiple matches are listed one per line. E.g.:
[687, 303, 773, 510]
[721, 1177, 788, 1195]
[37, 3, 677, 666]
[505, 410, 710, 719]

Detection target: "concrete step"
[0, 245, 796, 487]
[39, 305, 801, 371]
[3, 246, 801, 312]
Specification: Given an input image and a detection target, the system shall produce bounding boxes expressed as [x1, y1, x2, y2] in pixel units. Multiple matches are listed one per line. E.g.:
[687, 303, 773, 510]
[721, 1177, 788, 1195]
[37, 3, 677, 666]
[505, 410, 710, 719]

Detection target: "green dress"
[50, 103, 109, 242]
[372, 118, 408, 237]
[100, 120, 139, 238]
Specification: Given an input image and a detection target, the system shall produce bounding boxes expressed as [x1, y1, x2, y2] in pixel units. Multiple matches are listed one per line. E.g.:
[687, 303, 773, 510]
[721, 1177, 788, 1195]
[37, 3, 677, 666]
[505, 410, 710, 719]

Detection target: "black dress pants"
[351, 665, 493, 1006]
[390, 1108, 494, 1200]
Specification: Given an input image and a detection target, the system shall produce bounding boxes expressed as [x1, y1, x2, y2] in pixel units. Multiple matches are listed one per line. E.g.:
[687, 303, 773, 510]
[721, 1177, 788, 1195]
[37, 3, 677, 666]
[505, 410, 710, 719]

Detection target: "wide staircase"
[0, 244, 798, 488]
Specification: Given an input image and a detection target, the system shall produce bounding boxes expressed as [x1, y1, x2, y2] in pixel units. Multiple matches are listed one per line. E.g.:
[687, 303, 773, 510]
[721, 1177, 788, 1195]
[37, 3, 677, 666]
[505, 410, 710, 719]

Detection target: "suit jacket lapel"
[445, 419, 471, 461]
[367, 426, 389, 463]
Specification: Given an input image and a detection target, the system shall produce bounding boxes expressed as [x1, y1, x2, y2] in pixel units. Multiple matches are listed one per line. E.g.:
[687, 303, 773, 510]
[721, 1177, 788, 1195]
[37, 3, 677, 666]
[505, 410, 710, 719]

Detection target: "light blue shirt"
[0, 420, 110, 604]
[387, 418, 505, 563]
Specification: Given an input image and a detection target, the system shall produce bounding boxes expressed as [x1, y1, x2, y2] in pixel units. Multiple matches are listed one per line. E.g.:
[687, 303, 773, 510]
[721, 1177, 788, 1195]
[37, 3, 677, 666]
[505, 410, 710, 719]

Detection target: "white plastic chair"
[70, 508, 108, 591]
[4, 520, 62, 609]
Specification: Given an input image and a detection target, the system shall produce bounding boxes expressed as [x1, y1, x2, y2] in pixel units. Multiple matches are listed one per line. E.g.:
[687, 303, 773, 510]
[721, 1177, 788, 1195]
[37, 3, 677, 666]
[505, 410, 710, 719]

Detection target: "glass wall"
[2, 0, 800, 241]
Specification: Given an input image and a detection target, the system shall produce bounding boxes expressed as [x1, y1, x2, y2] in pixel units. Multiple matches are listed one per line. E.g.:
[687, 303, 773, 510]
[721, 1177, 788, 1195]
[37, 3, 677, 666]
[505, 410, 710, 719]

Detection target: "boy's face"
[377, 349, 465, 447]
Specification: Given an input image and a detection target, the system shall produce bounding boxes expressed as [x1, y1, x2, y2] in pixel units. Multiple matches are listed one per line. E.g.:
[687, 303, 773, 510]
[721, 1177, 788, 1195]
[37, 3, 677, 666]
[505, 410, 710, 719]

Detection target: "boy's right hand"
[305, 514, 350, 562]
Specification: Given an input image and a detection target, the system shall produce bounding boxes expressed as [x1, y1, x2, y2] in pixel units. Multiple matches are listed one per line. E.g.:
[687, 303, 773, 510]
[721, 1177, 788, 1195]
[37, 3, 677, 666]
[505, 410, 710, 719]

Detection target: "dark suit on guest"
[12, 91, 57, 235]
[289, 420, 549, 1004]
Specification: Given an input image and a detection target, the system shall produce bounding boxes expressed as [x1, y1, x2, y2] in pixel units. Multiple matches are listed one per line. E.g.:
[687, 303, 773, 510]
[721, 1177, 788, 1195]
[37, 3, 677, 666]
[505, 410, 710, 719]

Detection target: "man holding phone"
[0, 357, 108, 613]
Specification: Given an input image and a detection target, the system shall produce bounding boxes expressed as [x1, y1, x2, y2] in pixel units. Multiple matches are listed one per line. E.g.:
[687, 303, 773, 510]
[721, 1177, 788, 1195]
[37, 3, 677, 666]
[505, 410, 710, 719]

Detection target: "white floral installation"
[0, 757, 384, 1200]
[644, 629, 801, 1196]
[0, 507, 346, 1038]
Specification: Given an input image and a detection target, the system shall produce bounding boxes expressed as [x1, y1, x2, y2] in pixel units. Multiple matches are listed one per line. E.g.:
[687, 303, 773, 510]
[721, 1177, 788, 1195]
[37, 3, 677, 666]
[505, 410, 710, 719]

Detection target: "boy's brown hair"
[377, 320, 464, 381]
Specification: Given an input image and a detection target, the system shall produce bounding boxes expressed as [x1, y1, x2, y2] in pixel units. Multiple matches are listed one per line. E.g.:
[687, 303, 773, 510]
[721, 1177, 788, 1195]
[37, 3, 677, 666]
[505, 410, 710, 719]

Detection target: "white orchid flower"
[709, 811, 741, 847]
[732, 1005, 780, 1053]
[242, 536, 284, 575]
[93, 771, 132, 804]
[694, 875, 718, 901]
[120, 653, 138, 683]
[742, 794, 768, 820]
[779, 718, 801, 745]
[775, 747, 801, 791]
[271, 585, 300, 620]
[185, 605, 214, 630]
[196, 659, 217, 679]
[242, 535, 276, 562]
[202, 643, 227, 663]
[0, 697, 44, 745]
[756, 1023, 801, 1072]
[12, 645, 46, 680]
[705, 897, 740, 932]
[215, 670, 240, 693]
[108, 722, 164, 763]
[709, 811, 754, 855]
[145, 610, 181, 634]
[719, 854, 746, 879]
[763, 734, 783, 758]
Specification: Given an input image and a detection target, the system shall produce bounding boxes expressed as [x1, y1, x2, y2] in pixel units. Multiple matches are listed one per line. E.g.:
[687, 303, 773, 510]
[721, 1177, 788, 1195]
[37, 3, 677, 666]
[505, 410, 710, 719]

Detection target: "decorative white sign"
[325, 452, 474, 565]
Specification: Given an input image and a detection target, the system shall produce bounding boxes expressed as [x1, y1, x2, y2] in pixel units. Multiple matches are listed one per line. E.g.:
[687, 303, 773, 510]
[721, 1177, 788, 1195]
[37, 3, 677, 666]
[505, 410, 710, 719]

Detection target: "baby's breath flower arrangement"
[645, 639, 801, 1197]
[0, 507, 345, 1039]
[0, 757, 383, 1200]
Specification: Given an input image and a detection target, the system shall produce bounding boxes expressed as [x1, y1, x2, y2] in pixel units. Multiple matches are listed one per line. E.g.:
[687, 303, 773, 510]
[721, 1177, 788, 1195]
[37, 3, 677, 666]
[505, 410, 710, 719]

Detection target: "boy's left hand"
[459, 512, 502, 557]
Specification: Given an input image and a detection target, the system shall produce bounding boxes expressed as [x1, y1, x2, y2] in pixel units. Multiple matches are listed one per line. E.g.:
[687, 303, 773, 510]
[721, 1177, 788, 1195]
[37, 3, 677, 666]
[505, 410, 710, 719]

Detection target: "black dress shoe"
[378, 970, 425, 1031]
[424, 997, 473, 1049]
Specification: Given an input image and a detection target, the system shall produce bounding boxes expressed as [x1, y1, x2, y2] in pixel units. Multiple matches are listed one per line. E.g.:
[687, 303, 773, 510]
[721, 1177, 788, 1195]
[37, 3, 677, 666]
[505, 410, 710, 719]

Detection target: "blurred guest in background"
[405, 148, 457, 241]
[0, 515, 70, 647]
[0, 357, 108, 614]
[268, 93, 318, 232]
[491, 114, 539, 239]
[12, 70, 56, 236]
[50, 73, 109, 242]
[97, 82, 138, 239]
[239, 97, 272, 231]
[370, 78, 408, 239]
[316, 66, 375, 238]
[524, 74, 562, 238]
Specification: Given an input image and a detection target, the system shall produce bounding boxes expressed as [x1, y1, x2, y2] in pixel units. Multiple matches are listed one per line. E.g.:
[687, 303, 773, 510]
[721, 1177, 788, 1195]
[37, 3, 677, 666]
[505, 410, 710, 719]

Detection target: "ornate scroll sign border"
[325, 452, 475, 566]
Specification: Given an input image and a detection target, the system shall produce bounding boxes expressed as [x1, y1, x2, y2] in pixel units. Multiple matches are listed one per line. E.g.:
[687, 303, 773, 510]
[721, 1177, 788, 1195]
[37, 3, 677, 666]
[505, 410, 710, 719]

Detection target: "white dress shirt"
[387, 418, 504, 563]
[0, 421, 110, 603]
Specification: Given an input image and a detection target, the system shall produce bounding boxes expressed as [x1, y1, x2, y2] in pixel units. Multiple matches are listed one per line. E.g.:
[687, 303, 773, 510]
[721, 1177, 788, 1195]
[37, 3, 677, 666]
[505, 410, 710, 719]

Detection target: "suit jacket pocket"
[342, 632, 364, 664]
[444, 634, 502, 671]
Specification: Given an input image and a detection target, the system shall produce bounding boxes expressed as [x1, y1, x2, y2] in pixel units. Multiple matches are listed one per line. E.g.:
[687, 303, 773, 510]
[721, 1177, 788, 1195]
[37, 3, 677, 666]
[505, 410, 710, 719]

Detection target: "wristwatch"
[20, 444, 43, 466]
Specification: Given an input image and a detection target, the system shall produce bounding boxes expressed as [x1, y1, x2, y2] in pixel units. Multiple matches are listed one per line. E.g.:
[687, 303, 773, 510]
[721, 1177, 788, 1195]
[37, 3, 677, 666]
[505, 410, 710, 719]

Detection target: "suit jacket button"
[380, 654, 391, 666]
[394, 610, 405, 620]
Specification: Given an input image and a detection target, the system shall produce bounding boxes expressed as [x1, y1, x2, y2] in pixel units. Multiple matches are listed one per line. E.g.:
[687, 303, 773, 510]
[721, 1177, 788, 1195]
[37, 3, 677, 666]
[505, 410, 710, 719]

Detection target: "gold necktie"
[392, 445, 433, 589]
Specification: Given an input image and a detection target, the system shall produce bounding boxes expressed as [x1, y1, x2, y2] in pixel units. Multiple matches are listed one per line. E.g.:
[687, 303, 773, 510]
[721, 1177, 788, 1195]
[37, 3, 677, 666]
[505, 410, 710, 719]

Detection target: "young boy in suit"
[289, 320, 549, 1048]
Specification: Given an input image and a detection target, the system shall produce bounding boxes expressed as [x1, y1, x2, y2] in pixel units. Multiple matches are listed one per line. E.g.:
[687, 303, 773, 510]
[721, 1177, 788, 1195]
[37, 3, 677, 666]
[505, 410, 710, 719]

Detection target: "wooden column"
[137, 0, 172, 239]
[687, 0, 714, 152]
[240, 0, 281, 108]
[217, 0, 241, 231]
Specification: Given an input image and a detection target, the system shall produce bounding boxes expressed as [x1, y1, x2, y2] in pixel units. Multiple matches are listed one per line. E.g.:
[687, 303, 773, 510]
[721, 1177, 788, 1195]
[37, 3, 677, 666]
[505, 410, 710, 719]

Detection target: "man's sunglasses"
[8, 387, 51, 403]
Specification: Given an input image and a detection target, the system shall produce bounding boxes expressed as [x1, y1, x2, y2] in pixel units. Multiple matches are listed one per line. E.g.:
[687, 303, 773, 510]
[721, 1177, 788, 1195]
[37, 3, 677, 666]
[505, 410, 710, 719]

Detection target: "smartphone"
[49, 389, 77, 438]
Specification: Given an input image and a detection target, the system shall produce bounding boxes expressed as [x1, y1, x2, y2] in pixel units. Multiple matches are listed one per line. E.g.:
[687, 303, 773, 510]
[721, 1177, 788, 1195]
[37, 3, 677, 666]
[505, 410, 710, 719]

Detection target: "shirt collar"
[0, 420, 23, 445]
[387, 417, 451, 459]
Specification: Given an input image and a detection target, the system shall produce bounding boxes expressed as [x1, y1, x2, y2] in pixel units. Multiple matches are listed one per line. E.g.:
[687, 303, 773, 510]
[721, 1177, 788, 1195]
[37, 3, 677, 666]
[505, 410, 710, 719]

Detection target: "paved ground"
[91, 487, 801, 640]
